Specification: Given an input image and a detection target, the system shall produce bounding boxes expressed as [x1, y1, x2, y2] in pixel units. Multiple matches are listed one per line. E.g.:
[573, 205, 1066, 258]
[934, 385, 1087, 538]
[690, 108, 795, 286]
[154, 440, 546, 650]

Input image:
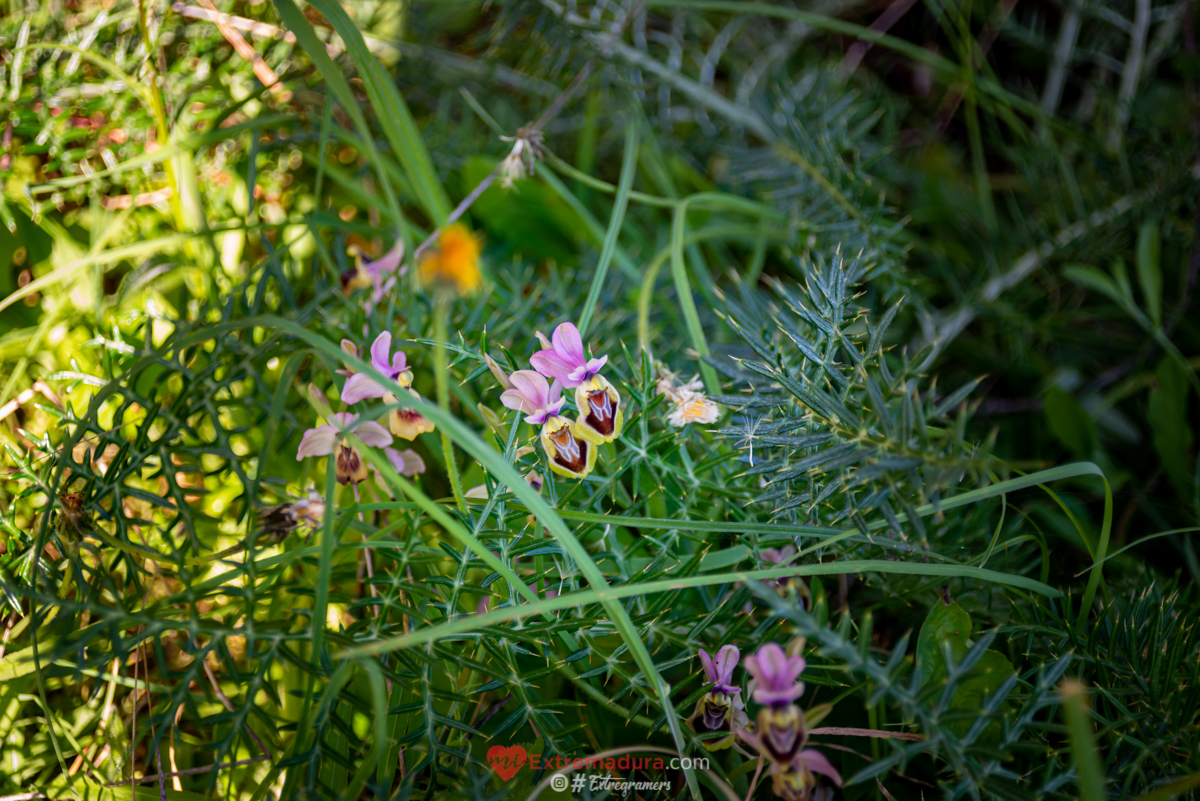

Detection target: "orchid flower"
[739, 546, 810, 613]
[737, 642, 841, 799]
[361, 240, 405, 304]
[768, 751, 843, 801]
[529, 322, 607, 389]
[500, 370, 566, 424]
[385, 447, 425, 477]
[527, 322, 623, 443]
[342, 332, 413, 404]
[740, 700, 841, 796]
[745, 642, 807, 706]
[699, 645, 741, 696]
[296, 412, 392, 485]
[687, 644, 749, 751]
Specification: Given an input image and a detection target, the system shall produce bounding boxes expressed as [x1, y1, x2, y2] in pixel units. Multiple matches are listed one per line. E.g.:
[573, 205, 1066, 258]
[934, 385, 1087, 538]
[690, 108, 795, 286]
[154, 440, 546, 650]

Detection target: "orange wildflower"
[419, 223, 482, 294]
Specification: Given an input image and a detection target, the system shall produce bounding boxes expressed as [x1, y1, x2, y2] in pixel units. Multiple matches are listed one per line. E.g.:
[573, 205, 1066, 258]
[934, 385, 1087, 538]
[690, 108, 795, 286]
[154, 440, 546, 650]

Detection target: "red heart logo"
[487, 744, 528, 782]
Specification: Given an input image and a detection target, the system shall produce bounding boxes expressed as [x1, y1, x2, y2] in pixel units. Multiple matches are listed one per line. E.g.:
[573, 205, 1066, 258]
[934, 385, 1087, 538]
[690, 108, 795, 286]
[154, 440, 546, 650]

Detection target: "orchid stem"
[434, 295, 468, 514]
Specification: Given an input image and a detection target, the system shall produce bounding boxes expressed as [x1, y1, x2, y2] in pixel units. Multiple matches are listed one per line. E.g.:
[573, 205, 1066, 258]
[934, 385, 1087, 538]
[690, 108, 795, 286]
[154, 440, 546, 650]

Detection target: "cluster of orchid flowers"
[296, 332, 433, 487]
[688, 642, 841, 801]
[489, 321, 623, 480]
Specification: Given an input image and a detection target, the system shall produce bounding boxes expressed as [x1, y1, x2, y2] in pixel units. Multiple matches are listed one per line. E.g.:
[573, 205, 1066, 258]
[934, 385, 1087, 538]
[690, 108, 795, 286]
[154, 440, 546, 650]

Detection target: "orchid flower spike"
[530, 322, 607, 389]
[500, 370, 566, 424]
[296, 412, 392, 485]
[342, 332, 413, 404]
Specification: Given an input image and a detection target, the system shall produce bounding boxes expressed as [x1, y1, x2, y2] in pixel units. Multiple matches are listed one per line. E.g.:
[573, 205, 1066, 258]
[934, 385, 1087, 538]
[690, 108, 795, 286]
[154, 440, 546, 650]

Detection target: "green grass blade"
[535, 163, 641, 280]
[339, 558, 1061, 658]
[1061, 680, 1107, 800]
[671, 200, 720, 392]
[272, 0, 405, 227]
[578, 121, 639, 336]
[304, 0, 451, 226]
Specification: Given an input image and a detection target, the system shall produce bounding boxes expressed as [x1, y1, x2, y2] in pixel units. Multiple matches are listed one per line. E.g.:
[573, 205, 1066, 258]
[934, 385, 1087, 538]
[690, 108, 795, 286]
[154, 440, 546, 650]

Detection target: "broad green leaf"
[1063, 264, 1126, 308]
[1149, 357, 1195, 500]
[946, 649, 1016, 742]
[916, 599, 972, 687]
[1044, 387, 1097, 457]
[461, 158, 587, 262]
[1136, 220, 1162, 327]
[1111, 259, 1135, 307]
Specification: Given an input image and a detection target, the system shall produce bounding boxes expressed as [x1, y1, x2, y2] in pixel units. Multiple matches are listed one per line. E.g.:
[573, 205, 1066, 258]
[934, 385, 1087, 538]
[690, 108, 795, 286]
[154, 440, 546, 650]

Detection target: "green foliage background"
[0, 0, 1197, 798]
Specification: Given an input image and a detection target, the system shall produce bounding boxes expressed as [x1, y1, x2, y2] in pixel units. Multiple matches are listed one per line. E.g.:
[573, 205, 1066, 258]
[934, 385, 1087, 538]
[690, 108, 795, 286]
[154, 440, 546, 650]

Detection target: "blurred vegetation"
[0, 0, 1196, 798]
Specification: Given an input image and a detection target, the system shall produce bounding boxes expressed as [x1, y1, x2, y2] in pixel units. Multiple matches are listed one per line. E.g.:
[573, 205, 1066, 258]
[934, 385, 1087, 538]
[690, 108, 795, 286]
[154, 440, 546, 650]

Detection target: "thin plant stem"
[353, 483, 379, 615]
[434, 295, 468, 514]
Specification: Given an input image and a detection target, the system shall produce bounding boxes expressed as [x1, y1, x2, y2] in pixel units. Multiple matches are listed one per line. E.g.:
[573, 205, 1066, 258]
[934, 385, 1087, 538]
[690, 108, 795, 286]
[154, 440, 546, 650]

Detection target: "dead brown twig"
[185, 0, 286, 95]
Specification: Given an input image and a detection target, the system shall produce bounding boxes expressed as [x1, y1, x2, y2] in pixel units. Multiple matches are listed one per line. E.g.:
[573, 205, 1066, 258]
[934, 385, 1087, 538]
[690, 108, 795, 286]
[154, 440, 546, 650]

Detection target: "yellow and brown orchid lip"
[685, 690, 748, 751]
[573, 375, 623, 445]
[335, 445, 369, 485]
[388, 389, 436, 440]
[540, 415, 597, 479]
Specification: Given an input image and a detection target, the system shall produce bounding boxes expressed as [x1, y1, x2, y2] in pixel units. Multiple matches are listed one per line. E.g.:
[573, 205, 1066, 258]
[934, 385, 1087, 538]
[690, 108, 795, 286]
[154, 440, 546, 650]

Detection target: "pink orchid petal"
[297, 426, 338, 459]
[698, 648, 717, 684]
[340, 339, 358, 359]
[531, 350, 581, 388]
[552, 322, 585, 362]
[715, 644, 740, 681]
[386, 447, 425, 476]
[342, 373, 386, 405]
[797, 750, 842, 786]
[500, 388, 535, 415]
[389, 349, 407, 375]
[509, 370, 551, 408]
[363, 240, 404, 277]
[370, 332, 393, 373]
[354, 420, 393, 448]
[328, 412, 358, 430]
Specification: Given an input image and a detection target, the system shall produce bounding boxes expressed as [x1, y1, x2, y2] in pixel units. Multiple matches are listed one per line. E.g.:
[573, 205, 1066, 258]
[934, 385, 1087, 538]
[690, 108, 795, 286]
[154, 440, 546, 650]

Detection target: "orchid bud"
[485, 353, 514, 390]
